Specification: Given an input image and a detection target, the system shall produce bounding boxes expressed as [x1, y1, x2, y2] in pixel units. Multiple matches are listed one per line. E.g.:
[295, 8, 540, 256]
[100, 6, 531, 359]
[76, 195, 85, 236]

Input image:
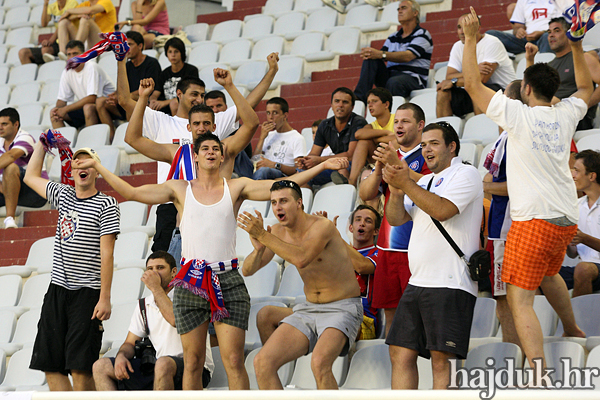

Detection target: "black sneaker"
[331, 171, 348, 185]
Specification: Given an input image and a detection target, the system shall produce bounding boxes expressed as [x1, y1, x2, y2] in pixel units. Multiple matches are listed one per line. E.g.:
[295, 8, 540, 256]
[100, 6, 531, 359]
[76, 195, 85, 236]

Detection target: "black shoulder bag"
[426, 177, 491, 281]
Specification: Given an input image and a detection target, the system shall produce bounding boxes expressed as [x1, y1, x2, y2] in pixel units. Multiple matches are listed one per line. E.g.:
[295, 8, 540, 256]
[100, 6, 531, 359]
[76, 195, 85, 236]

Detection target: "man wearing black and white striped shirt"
[24, 143, 120, 391]
[354, 0, 433, 102]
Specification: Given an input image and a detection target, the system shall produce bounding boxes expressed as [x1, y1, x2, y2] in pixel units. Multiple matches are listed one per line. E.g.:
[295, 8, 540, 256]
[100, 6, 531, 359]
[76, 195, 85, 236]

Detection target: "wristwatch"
[275, 163, 281, 170]
[382, 51, 387, 60]
[451, 78, 458, 87]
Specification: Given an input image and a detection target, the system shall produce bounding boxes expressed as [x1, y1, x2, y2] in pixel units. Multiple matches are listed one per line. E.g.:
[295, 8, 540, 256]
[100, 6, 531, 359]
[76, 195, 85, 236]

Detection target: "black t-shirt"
[313, 113, 368, 154]
[126, 56, 162, 93]
[156, 63, 199, 100]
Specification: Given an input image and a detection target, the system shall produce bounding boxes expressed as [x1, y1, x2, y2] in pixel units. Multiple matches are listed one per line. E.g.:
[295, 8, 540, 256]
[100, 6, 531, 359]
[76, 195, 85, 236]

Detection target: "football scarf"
[66, 32, 130, 70]
[39, 129, 74, 186]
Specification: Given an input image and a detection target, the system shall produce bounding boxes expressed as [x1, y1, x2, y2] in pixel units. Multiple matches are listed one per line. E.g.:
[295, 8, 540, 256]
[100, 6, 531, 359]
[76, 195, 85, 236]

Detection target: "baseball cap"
[73, 147, 101, 164]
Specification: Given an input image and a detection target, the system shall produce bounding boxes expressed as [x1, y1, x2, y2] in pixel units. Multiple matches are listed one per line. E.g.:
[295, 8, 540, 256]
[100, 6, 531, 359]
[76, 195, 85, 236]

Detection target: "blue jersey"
[488, 139, 511, 240]
[356, 245, 378, 321]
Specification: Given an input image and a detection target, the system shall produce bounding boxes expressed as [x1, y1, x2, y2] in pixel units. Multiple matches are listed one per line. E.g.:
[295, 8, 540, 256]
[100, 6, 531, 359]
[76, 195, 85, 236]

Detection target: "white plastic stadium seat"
[2, 7, 30, 30]
[233, 60, 268, 90]
[311, 184, 357, 217]
[198, 63, 228, 91]
[273, 12, 305, 38]
[112, 122, 138, 154]
[300, 187, 313, 214]
[462, 114, 500, 146]
[39, 80, 60, 105]
[293, 0, 324, 13]
[16, 103, 43, 127]
[0, 311, 16, 347]
[0, 273, 50, 318]
[250, 36, 284, 62]
[574, 128, 600, 142]
[273, 56, 303, 87]
[524, 341, 585, 383]
[304, 8, 337, 35]
[241, 15, 274, 41]
[218, 39, 252, 67]
[305, 28, 360, 63]
[577, 133, 600, 152]
[0, 347, 46, 391]
[111, 268, 144, 305]
[188, 42, 219, 69]
[207, 346, 228, 389]
[245, 347, 295, 389]
[243, 261, 281, 301]
[5, 27, 33, 48]
[262, 0, 294, 17]
[325, 4, 382, 34]
[10, 82, 40, 106]
[287, 353, 348, 389]
[458, 142, 480, 166]
[289, 32, 324, 58]
[114, 231, 149, 270]
[515, 52, 556, 79]
[101, 302, 137, 353]
[0, 307, 41, 356]
[238, 199, 270, 217]
[465, 342, 523, 371]
[554, 294, 600, 338]
[585, 345, 600, 389]
[185, 23, 209, 42]
[74, 124, 110, 150]
[380, 2, 402, 25]
[470, 297, 497, 338]
[94, 146, 120, 175]
[8, 63, 37, 85]
[253, 264, 303, 305]
[0, 236, 54, 277]
[430, 116, 463, 137]
[0, 275, 21, 308]
[340, 344, 391, 389]
[0, 65, 8, 84]
[119, 201, 149, 230]
[409, 91, 437, 122]
[210, 20, 243, 44]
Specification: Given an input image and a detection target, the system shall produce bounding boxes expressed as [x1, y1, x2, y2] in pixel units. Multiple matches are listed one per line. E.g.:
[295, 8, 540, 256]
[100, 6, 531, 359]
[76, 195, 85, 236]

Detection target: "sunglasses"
[270, 180, 303, 199]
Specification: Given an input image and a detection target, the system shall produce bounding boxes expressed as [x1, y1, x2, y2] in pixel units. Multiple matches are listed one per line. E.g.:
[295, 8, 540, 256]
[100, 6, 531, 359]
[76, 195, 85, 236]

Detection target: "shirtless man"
[79, 134, 348, 391]
[237, 181, 363, 390]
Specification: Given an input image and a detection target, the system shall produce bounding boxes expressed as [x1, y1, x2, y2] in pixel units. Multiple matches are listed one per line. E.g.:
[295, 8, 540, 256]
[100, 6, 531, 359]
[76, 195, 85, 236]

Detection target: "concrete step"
[130, 162, 157, 175]
[0, 226, 56, 242]
[339, 54, 364, 69]
[1, 258, 27, 267]
[197, 8, 262, 25]
[312, 67, 361, 81]
[281, 77, 360, 97]
[23, 210, 58, 228]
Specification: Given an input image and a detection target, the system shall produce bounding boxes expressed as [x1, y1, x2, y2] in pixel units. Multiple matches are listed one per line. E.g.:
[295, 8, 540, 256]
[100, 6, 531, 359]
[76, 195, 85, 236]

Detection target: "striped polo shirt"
[381, 24, 433, 87]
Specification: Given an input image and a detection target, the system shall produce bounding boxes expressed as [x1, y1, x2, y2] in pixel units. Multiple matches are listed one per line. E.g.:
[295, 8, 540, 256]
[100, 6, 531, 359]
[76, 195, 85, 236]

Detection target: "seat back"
[189, 42, 219, 68]
[10, 82, 40, 106]
[340, 344, 391, 389]
[245, 347, 295, 389]
[470, 297, 497, 338]
[184, 23, 209, 42]
[275, 265, 304, 297]
[555, 294, 600, 336]
[343, 4, 378, 27]
[11, 307, 42, 346]
[0, 311, 16, 343]
[8, 64, 37, 85]
[263, 0, 294, 16]
[326, 28, 360, 55]
[114, 231, 149, 266]
[288, 353, 348, 388]
[242, 261, 281, 299]
[274, 12, 305, 36]
[18, 273, 51, 308]
[111, 268, 144, 305]
[305, 8, 337, 32]
[219, 39, 252, 65]
[233, 60, 268, 87]
[211, 20, 243, 43]
[463, 114, 501, 146]
[312, 184, 357, 216]
[0, 275, 22, 307]
[291, 32, 324, 56]
[0, 347, 46, 387]
[252, 36, 284, 60]
[242, 15, 274, 40]
[74, 124, 110, 150]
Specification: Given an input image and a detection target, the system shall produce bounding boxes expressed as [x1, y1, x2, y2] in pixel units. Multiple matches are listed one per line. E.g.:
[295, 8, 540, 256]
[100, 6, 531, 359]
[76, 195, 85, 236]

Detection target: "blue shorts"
[558, 264, 600, 292]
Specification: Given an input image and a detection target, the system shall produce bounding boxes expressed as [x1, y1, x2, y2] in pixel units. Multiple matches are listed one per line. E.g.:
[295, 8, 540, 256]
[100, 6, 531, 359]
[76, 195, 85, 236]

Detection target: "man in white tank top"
[84, 133, 349, 390]
[237, 181, 364, 389]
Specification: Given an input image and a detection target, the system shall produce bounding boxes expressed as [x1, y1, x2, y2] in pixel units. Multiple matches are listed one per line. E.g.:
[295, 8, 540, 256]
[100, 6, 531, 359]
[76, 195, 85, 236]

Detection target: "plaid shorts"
[173, 269, 250, 334]
[502, 219, 577, 290]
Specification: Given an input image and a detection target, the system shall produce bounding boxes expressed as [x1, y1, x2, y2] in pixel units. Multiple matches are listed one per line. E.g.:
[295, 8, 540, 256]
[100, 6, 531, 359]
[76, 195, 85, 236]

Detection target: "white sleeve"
[480, 37, 505, 64]
[214, 106, 239, 140]
[56, 70, 73, 102]
[128, 300, 147, 339]
[510, 0, 526, 24]
[446, 42, 463, 73]
[291, 134, 306, 161]
[142, 107, 165, 141]
[439, 167, 483, 214]
[85, 63, 102, 97]
[485, 90, 524, 137]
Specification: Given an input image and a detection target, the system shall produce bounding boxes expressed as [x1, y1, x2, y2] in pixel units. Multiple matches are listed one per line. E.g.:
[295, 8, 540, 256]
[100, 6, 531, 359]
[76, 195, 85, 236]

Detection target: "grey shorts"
[281, 297, 363, 356]
[173, 269, 250, 334]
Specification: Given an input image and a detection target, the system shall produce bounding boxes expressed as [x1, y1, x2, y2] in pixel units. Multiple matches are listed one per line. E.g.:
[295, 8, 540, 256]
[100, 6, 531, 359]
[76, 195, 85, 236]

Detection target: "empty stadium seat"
[1, 6, 30, 30]
[465, 342, 523, 373]
[305, 28, 360, 62]
[10, 82, 40, 106]
[0, 236, 54, 277]
[300, 187, 314, 213]
[458, 142, 480, 166]
[311, 184, 357, 216]
[335, 211, 352, 244]
[39, 80, 60, 105]
[238, 199, 270, 217]
[36, 60, 65, 83]
[325, 4, 383, 34]
[0, 65, 8, 84]
[574, 128, 600, 142]
[262, 0, 294, 17]
[219, 39, 252, 67]
[577, 133, 600, 151]
[287, 353, 348, 389]
[245, 347, 295, 389]
[245, 301, 287, 352]
[185, 23, 210, 42]
[380, 1, 402, 25]
[111, 268, 144, 305]
[430, 116, 464, 137]
[114, 231, 149, 270]
[74, 124, 110, 150]
[250, 36, 284, 63]
[289, 32, 325, 58]
[0, 347, 46, 391]
[5, 27, 33, 49]
[112, 122, 138, 154]
[293, 0, 324, 13]
[340, 344, 391, 389]
[210, 19, 243, 44]
[302, 7, 337, 36]
[515, 52, 556, 79]
[241, 14, 274, 41]
[243, 261, 281, 301]
[462, 114, 501, 146]
[52, 126, 77, 147]
[94, 146, 120, 175]
[470, 297, 498, 339]
[118, 201, 149, 232]
[188, 42, 220, 69]
[17, 103, 44, 127]
[207, 346, 228, 389]
[233, 60, 268, 89]
[8, 63, 37, 85]
[0, 84, 9, 104]
[273, 56, 303, 86]
[524, 341, 585, 382]
[273, 12, 305, 39]
[253, 264, 303, 305]
[0, 307, 41, 356]
[101, 302, 137, 353]
[585, 345, 600, 389]
[0, 275, 21, 308]
[199, 63, 229, 90]
[554, 294, 600, 343]
[0, 311, 16, 347]
[409, 91, 436, 122]
[1, 274, 50, 318]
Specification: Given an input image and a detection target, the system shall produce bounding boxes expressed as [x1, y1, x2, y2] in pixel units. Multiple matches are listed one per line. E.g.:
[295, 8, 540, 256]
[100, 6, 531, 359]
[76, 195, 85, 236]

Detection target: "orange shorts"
[502, 219, 577, 290]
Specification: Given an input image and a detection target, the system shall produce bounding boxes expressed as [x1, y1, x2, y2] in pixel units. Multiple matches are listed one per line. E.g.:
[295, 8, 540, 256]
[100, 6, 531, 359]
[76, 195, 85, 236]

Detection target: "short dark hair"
[177, 77, 206, 94]
[523, 63, 560, 103]
[194, 132, 223, 154]
[575, 150, 600, 184]
[423, 122, 460, 157]
[266, 97, 289, 114]
[351, 204, 382, 230]
[397, 102, 425, 124]
[505, 79, 522, 101]
[331, 87, 356, 107]
[0, 107, 20, 126]
[146, 250, 177, 271]
[204, 90, 227, 103]
[126, 31, 144, 47]
[549, 17, 570, 31]
[312, 119, 322, 128]
[66, 40, 85, 53]
[367, 88, 393, 112]
[270, 180, 302, 201]
[189, 104, 215, 123]
[165, 37, 187, 62]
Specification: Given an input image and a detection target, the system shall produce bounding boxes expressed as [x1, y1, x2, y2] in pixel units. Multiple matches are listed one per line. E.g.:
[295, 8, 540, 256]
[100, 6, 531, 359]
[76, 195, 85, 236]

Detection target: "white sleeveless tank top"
[180, 178, 237, 263]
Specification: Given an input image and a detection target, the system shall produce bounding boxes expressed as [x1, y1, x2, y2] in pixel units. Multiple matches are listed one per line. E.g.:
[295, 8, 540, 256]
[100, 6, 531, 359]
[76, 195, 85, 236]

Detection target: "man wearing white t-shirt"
[51, 40, 115, 130]
[486, 0, 562, 54]
[462, 7, 591, 374]
[253, 97, 304, 180]
[117, 53, 279, 252]
[382, 122, 483, 389]
[437, 14, 516, 118]
[93, 251, 214, 390]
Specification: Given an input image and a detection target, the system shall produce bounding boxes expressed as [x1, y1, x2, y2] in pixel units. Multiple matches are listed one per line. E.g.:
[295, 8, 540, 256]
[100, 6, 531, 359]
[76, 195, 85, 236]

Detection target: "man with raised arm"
[117, 52, 279, 253]
[237, 181, 363, 390]
[24, 144, 119, 391]
[78, 133, 348, 390]
[463, 7, 589, 374]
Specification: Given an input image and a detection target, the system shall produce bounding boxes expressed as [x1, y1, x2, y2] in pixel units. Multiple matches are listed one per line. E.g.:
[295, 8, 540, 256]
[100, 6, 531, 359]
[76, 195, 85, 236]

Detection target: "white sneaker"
[42, 53, 56, 63]
[365, 0, 384, 7]
[4, 217, 17, 229]
[57, 51, 68, 61]
[322, 0, 351, 13]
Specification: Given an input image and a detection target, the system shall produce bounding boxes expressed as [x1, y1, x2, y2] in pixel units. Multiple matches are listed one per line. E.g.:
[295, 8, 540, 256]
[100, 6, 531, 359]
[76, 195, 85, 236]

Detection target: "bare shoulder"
[306, 214, 336, 234]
